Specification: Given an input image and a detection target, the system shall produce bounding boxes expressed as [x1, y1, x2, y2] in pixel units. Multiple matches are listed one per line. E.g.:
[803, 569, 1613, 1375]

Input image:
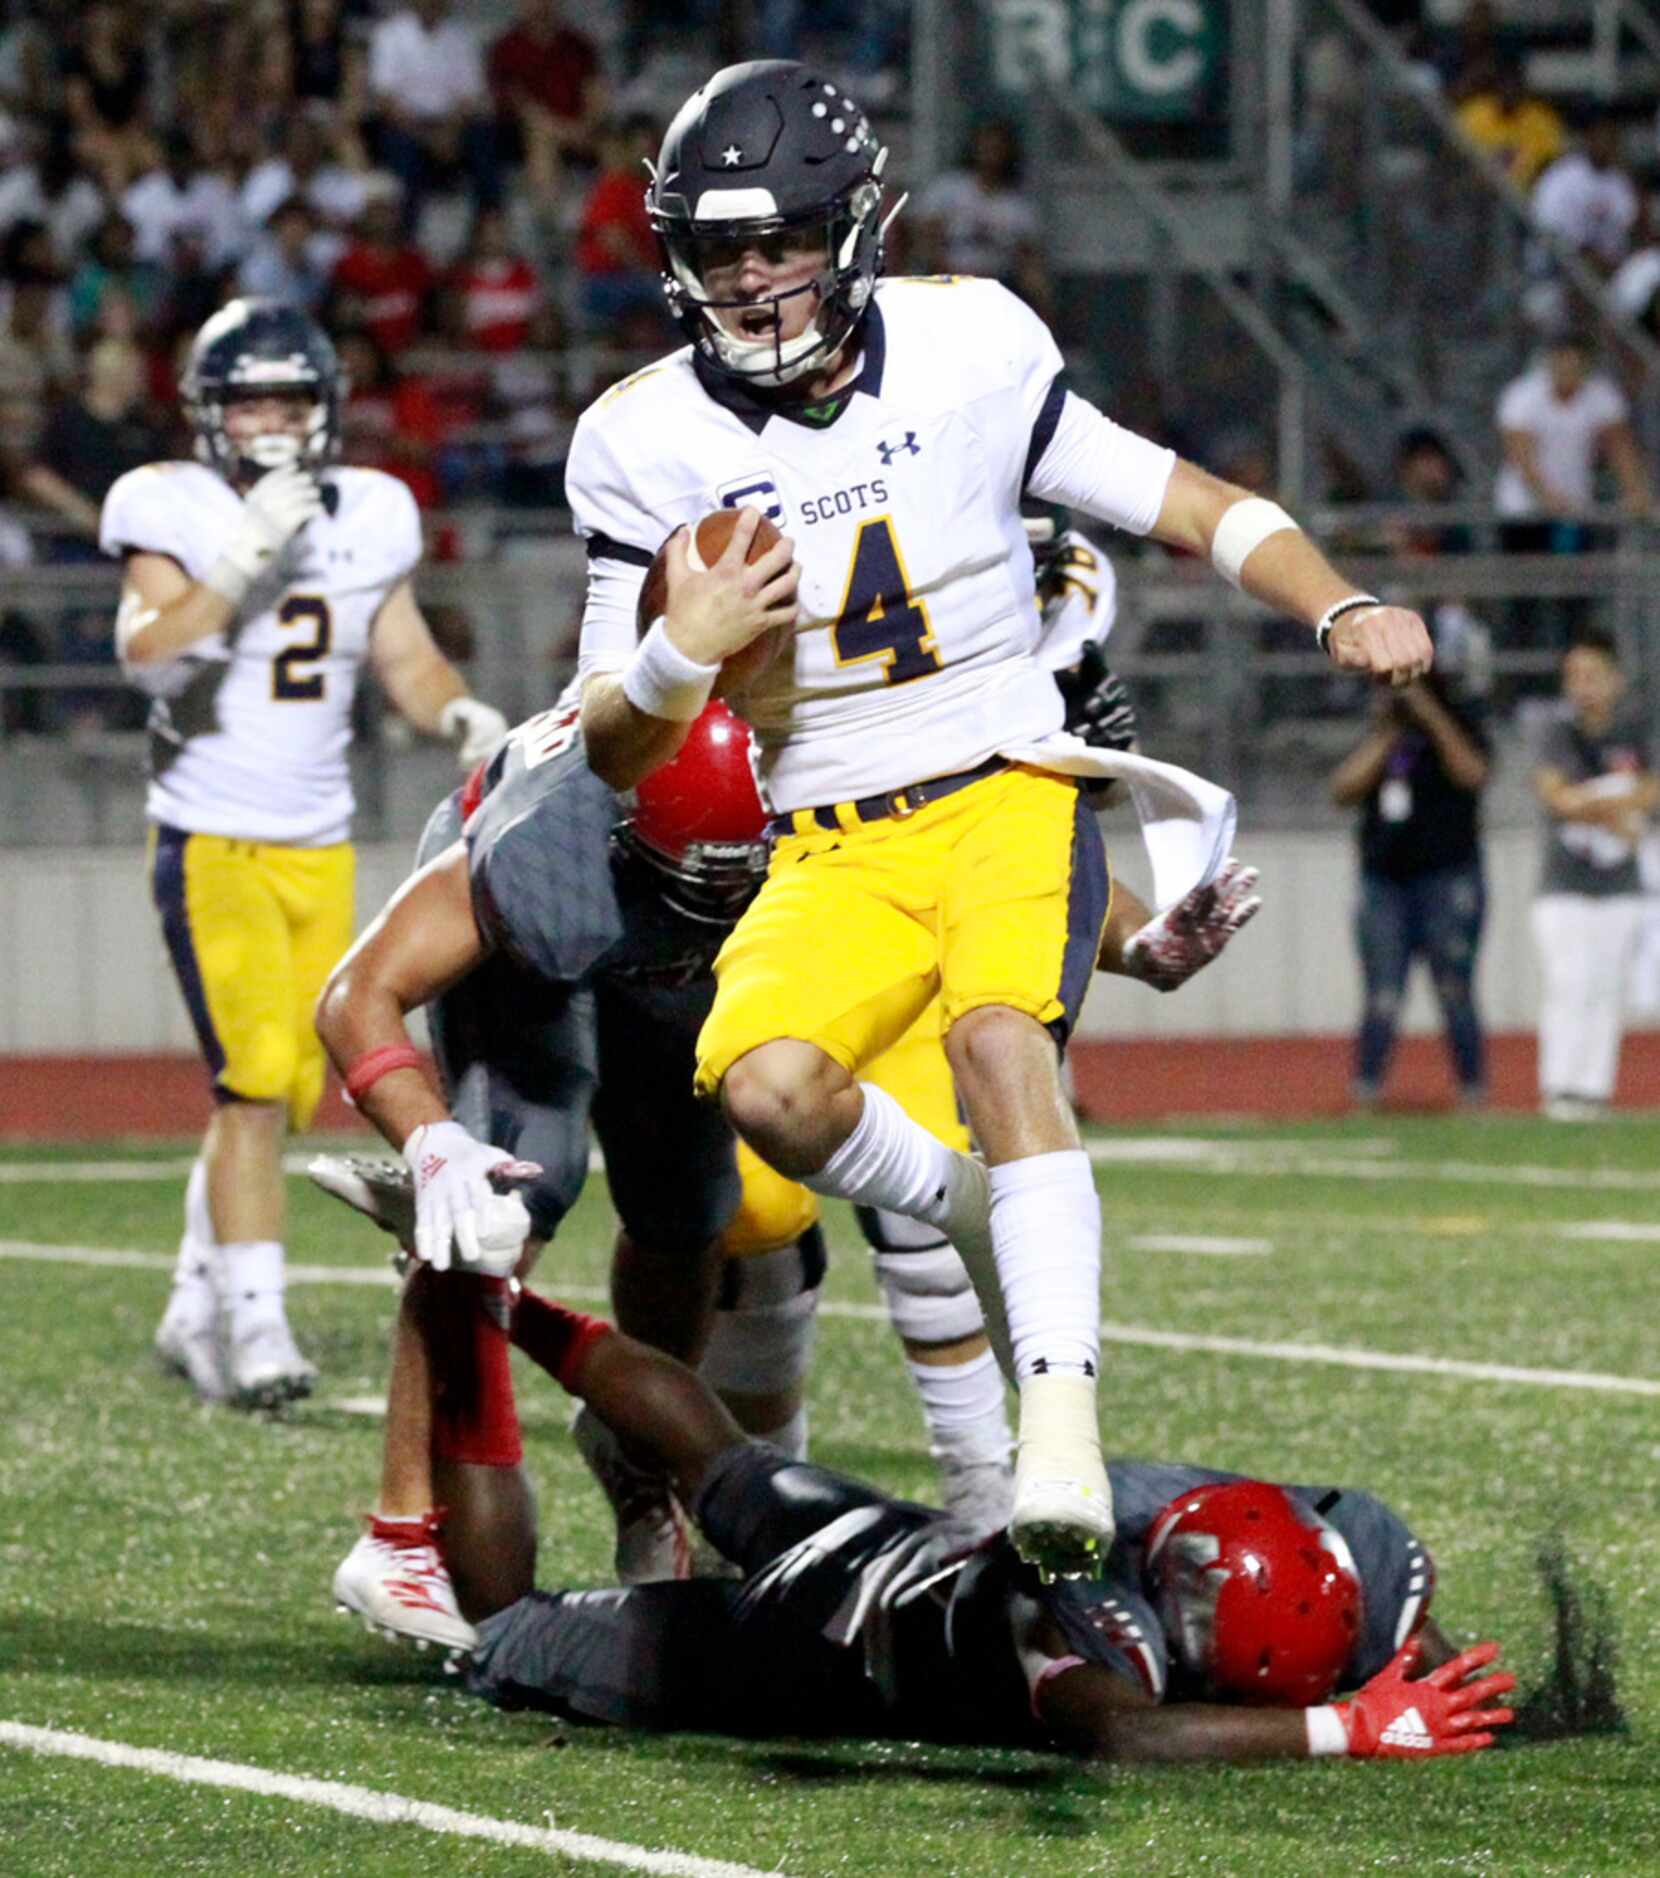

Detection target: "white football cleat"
[333, 1525, 478, 1652]
[1008, 1371, 1114, 1582]
[938, 1456, 1015, 1539]
[308, 1153, 415, 1249]
[228, 1315, 318, 1409]
[571, 1406, 692, 1585]
[154, 1287, 231, 1404]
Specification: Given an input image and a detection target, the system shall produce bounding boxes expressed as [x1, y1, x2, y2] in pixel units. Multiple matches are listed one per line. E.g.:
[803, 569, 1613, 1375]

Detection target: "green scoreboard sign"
[991, 0, 1227, 121]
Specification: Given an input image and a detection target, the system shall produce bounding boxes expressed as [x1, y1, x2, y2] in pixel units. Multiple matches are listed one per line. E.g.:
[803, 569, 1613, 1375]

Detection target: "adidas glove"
[201, 465, 325, 605]
[402, 1119, 541, 1276]
[1057, 642, 1138, 753]
[438, 696, 509, 768]
[1306, 1638, 1515, 1759]
[1120, 857, 1261, 992]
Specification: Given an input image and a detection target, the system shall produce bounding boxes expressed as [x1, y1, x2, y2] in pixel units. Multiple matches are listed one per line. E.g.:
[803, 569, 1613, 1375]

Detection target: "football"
[636, 508, 793, 695]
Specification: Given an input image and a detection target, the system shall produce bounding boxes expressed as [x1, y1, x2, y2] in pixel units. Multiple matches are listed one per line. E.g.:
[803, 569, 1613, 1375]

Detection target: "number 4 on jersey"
[831, 517, 941, 685]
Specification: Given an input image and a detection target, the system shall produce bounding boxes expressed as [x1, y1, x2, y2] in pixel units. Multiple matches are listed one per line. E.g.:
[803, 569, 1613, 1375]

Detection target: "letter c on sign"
[1118, 0, 1205, 96]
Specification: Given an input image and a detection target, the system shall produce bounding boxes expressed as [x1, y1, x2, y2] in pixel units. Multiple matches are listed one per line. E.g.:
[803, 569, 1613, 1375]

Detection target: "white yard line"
[1126, 1234, 1272, 1256]
[6, 1239, 1658, 1399]
[1093, 1324, 1660, 1397]
[1083, 1140, 1660, 1191]
[1558, 1221, 1660, 1242]
[0, 1158, 199, 1182]
[0, 1721, 795, 1878]
[1, 1136, 1653, 1193]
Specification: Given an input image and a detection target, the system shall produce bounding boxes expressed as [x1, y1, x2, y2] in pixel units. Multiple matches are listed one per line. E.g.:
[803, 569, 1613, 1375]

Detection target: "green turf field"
[1, 1115, 1656, 1877]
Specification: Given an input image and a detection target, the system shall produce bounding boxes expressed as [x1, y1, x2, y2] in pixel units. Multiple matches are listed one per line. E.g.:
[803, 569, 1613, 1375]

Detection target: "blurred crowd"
[0, 0, 932, 730]
[3, 0, 1660, 749]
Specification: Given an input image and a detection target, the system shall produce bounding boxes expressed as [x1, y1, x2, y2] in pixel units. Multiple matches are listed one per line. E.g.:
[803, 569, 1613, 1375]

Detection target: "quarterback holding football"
[569, 61, 1428, 1579]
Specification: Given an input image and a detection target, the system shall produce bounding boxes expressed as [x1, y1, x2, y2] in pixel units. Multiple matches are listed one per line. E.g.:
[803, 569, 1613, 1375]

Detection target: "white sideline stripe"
[7, 1238, 1659, 1399]
[1083, 1141, 1660, 1191]
[0, 1721, 794, 1878]
[2, 1137, 1652, 1192]
[0, 1158, 199, 1183]
[1559, 1220, 1660, 1243]
[1126, 1233, 1272, 1256]
[1093, 1324, 1660, 1397]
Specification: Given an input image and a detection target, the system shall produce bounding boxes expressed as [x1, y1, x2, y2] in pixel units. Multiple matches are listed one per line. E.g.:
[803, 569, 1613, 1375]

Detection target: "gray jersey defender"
[420, 713, 741, 1255]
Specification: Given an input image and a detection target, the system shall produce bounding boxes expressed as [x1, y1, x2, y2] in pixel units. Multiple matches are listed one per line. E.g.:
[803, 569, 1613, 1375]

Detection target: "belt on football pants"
[766, 755, 1010, 840]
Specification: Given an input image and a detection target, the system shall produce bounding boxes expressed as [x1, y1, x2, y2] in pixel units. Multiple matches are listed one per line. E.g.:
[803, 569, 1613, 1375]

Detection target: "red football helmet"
[1145, 1481, 1364, 1707]
[616, 700, 770, 923]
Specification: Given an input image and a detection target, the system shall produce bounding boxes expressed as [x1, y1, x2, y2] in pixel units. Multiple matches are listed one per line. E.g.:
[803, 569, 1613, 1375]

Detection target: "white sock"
[218, 1240, 288, 1330]
[803, 1084, 984, 1244]
[171, 1158, 216, 1291]
[988, 1151, 1101, 1381]
[907, 1349, 1012, 1469]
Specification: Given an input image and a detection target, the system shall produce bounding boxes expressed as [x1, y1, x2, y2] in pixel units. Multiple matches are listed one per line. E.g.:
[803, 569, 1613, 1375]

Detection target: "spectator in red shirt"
[575, 116, 670, 344]
[327, 184, 434, 355]
[489, 0, 603, 187]
[445, 207, 540, 354]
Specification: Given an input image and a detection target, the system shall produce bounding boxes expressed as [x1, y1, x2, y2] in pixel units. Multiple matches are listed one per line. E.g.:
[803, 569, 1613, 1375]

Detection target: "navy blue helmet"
[181, 299, 344, 484]
[647, 60, 890, 388]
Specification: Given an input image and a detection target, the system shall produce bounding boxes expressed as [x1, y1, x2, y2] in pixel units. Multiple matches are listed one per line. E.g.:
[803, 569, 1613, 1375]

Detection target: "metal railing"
[1280, 0, 1660, 464]
[5, 516, 1657, 845]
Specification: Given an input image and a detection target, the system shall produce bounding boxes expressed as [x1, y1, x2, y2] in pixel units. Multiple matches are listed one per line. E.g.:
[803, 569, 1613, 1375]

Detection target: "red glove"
[1323, 1638, 1515, 1759]
[1119, 858, 1261, 992]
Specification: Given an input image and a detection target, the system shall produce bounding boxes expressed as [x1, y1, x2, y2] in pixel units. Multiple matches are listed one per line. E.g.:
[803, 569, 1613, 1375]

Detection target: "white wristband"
[1304, 1705, 1350, 1757]
[622, 619, 720, 722]
[200, 554, 254, 607]
[1210, 496, 1299, 589]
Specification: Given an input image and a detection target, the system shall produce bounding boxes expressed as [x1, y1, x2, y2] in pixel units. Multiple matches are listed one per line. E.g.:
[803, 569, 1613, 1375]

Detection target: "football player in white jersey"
[103, 299, 507, 1410]
[570, 62, 1431, 1581]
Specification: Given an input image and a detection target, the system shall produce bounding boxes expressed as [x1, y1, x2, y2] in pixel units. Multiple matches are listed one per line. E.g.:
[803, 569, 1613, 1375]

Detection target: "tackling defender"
[313, 688, 1255, 1638]
[569, 61, 1412, 1578]
[435, 1292, 1516, 1766]
[106, 299, 507, 1409]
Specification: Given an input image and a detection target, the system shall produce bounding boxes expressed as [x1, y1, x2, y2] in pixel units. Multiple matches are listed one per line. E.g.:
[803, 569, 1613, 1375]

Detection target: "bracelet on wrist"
[343, 1043, 426, 1106]
[1314, 594, 1382, 655]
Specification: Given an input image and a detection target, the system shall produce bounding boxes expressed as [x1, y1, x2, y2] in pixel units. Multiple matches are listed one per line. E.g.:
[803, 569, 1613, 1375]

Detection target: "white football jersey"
[101, 462, 421, 845]
[568, 277, 1173, 811]
[1035, 527, 1118, 674]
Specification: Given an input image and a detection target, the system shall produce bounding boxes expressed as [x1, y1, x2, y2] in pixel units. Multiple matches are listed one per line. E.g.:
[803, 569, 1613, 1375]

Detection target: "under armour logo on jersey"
[876, 431, 920, 465]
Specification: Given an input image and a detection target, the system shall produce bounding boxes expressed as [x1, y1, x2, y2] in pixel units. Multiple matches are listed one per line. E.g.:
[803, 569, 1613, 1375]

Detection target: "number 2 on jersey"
[830, 517, 941, 685]
[273, 596, 332, 700]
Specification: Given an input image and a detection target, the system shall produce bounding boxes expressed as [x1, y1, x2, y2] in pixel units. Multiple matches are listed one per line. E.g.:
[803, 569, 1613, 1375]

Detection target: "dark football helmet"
[647, 60, 890, 388]
[1145, 1481, 1365, 1707]
[181, 298, 344, 485]
[1022, 502, 1074, 592]
[615, 701, 770, 924]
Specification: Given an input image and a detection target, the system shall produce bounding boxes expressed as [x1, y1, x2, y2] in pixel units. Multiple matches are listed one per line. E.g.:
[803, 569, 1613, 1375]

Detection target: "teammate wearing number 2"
[102, 299, 508, 1410]
[571, 62, 1434, 1581]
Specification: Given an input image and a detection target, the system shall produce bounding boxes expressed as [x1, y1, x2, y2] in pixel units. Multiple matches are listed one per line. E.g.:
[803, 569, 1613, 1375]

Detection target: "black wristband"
[1315, 594, 1381, 655]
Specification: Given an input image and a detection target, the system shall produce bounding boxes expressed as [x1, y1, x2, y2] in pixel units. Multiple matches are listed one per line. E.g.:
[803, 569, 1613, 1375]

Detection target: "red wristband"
[344, 1044, 426, 1106]
[1029, 1654, 1088, 1720]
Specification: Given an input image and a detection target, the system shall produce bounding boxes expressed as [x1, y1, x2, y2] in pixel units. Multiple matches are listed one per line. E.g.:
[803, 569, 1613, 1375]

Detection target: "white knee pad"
[700, 1241, 821, 1395]
[874, 1244, 986, 1346]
